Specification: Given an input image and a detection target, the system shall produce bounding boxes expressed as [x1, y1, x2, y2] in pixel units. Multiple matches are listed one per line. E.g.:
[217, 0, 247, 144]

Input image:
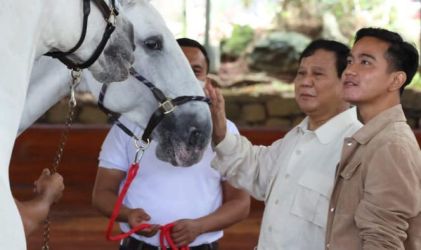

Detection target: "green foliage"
[275, 0, 403, 41]
[240, 0, 252, 8]
[221, 25, 254, 58]
[301, 0, 389, 19]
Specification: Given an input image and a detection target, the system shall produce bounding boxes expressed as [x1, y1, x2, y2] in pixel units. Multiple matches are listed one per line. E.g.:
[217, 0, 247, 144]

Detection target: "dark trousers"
[119, 237, 219, 250]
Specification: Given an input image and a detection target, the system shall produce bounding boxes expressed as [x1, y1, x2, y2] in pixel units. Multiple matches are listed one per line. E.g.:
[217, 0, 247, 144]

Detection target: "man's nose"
[300, 75, 314, 87]
[343, 64, 357, 77]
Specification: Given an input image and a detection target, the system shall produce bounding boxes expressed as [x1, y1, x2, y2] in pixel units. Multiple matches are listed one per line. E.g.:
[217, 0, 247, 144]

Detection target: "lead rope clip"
[69, 69, 81, 107]
[133, 137, 150, 163]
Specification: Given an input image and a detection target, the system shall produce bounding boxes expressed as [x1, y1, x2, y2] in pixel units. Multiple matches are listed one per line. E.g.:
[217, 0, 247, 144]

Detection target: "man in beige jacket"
[326, 27, 421, 249]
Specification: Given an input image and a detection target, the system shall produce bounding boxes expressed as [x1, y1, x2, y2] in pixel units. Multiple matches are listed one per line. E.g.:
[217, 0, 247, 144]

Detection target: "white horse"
[23, 57, 211, 165]
[1, 0, 210, 248]
[22, 2, 212, 166]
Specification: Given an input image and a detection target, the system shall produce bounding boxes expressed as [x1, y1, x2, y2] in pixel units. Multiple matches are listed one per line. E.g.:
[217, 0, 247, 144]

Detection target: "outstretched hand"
[204, 82, 227, 145]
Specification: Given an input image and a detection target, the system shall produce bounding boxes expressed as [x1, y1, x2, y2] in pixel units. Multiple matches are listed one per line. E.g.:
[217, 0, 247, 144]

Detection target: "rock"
[217, 59, 249, 85]
[225, 102, 242, 121]
[266, 97, 301, 117]
[242, 103, 266, 123]
[321, 12, 347, 43]
[401, 88, 417, 108]
[215, 72, 274, 88]
[265, 118, 291, 130]
[248, 31, 311, 78]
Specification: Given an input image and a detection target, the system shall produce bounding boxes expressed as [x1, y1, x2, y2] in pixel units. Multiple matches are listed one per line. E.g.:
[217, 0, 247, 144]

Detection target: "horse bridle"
[98, 67, 211, 146]
[45, 0, 119, 70]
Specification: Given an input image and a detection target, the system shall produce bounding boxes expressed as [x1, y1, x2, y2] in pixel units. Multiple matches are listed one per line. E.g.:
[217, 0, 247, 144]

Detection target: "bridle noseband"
[98, 67, 211, 145]
[45, 0, 119, 70]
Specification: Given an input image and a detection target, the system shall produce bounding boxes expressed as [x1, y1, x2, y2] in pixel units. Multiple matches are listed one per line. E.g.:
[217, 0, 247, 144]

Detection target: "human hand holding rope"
[127, 208, 160, 237]
[33, 168, 65, 204]
[106, 163, 189, 250]
[170, 219, 203, 247]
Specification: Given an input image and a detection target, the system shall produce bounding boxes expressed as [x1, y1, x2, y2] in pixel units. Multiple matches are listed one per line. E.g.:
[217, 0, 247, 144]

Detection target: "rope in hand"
[105, 162, 189, 250]
[42, 69, 80, 250]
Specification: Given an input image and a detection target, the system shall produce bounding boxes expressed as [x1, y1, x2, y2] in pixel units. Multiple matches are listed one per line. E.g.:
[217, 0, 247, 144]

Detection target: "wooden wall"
[8, 125, 421, 250]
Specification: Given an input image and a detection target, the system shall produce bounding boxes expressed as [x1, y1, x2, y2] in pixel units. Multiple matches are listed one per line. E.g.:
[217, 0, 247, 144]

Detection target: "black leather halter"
[45, 0, 119, 70]
[98, 68, 211, 143]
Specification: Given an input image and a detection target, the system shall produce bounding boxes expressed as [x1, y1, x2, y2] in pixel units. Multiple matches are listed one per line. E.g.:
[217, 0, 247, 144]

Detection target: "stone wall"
[224, 88, 421, 129]
[37, 88, 421, 129]
[224, 93, 304, 129]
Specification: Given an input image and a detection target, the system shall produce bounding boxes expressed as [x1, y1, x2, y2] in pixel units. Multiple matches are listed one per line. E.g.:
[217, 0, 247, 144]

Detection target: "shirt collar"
[297, 107, 359, 144]
[353, 104, 407, 145]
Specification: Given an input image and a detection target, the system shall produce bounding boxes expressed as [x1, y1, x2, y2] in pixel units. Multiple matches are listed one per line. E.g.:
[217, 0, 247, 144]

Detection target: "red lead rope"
[105, 163, 189, 250]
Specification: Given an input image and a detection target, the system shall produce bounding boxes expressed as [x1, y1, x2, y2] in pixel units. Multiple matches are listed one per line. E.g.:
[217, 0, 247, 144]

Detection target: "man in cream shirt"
[206, 39, 362, 249]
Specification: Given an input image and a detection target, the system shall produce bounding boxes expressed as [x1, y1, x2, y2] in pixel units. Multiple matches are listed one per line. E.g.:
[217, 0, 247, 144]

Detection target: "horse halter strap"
[45, 0, 118, 70]
[98, 67, 211, 143]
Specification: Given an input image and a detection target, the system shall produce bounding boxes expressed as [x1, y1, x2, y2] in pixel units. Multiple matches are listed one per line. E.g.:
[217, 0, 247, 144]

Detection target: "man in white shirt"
[206, 39, 363, 249]
[92, 38, 250, 250]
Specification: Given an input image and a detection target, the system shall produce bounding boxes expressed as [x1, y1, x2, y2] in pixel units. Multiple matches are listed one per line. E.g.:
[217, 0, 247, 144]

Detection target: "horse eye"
[144, 37, 163, 51]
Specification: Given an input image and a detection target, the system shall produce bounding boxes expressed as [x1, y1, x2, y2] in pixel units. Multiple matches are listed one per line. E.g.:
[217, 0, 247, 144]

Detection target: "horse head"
[41, 0, 138, 84]
[25, 0, 212, 167]
[87, 0, 138, 83]
[88, 0, 212, 167]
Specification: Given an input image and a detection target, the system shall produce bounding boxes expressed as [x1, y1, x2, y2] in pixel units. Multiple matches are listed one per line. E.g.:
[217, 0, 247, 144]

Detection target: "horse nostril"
[189, 129, 204, 146]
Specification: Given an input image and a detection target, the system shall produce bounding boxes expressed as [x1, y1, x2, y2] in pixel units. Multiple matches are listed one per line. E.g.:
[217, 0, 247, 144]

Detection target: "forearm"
[15, 197, 51, 236]
[92, 168, 130, 222]
[196, 199, 249, 234]
[212, 134, 277, 199]
[356, 199, 412, 250]
[92, 190, 130, 222]
[356, 143, 421, 249]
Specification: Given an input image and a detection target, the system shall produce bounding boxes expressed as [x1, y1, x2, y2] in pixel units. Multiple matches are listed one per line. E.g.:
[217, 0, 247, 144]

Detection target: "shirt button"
[268, 226, 272, 232]
[274, 199, 279, 205]
[296, 149, 301, 155]
[285, 174, 290, 179]
[326, 243, 330, 249]
[330, 207, 335, 212]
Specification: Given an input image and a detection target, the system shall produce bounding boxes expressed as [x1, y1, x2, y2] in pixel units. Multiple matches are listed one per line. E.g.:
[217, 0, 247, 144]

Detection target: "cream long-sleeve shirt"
[212, 107, 362, 250]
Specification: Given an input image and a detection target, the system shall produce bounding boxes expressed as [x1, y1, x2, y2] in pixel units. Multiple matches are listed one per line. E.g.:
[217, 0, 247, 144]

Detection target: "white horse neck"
[19, 58, 92, 134]
[36, 0, 108, 59]
[0, 2, 49, 249]
[0, 1, 133, 249]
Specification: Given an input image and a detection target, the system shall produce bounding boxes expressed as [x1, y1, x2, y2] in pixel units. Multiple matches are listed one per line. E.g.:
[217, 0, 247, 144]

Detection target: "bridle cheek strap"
[98, 68, 211, 143]
[45, 0, 118, 70]
[141, 95, 210, 142]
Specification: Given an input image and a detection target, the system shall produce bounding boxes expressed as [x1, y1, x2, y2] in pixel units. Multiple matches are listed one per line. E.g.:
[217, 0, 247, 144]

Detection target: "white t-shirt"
[99, 117, 239, 246]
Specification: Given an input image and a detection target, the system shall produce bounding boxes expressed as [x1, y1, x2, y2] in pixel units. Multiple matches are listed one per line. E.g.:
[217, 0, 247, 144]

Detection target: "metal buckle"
[107, 11, 116, 26]
[159, 99, 175, 114]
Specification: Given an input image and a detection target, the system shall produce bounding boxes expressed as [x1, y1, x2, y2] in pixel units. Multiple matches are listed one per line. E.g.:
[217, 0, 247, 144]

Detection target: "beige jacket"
[326, 105, 421, 250]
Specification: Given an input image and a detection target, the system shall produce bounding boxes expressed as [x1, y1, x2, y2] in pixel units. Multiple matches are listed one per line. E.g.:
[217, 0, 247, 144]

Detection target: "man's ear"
[388, 71, 407, 92]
